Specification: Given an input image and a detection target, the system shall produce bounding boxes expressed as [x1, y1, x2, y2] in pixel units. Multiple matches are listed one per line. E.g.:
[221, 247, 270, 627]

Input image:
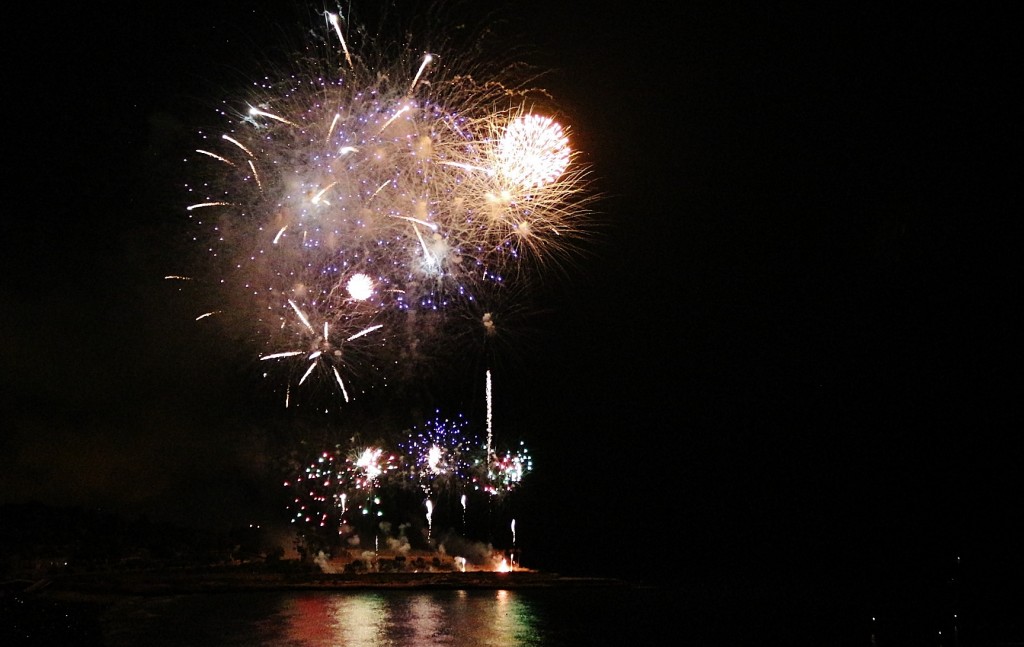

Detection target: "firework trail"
[485, 369, 494, 463]
[178, 2, 596, 405]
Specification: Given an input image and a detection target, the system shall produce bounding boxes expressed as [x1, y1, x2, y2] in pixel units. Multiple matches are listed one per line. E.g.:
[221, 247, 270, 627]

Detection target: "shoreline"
[18, 569, 636, 596]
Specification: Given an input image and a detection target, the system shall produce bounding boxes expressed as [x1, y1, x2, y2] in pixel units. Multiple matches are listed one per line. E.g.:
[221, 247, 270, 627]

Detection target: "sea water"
[97, 587, 670, 647]
[10, 583, 1022, 646]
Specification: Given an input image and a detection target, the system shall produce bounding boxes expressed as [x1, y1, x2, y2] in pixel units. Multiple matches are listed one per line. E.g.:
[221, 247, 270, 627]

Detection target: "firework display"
[399, 411, 478, 498]
[178, 5, 595, 408]
[282, 408, 532, 551]
[176, 3, 592, 558]
[480, 441, 534, 497]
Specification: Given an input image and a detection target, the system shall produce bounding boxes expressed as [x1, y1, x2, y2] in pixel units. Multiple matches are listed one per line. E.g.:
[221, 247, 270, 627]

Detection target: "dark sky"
[2, 0, 1018, 600]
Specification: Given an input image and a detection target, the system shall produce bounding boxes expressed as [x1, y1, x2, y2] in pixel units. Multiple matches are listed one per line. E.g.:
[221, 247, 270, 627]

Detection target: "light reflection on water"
[96, 584, 1024, 646]
[276, 589, 539, 646]
[101, 587, 624, 647]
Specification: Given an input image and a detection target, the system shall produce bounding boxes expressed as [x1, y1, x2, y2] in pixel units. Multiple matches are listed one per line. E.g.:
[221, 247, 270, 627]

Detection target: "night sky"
[3, 0, 1018, 606]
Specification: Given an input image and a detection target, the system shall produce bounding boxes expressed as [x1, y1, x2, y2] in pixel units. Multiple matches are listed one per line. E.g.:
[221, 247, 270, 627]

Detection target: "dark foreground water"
[9, 587, 669, 647]
[99, 587, 670, 647]
[5, 584, 1023, 646]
